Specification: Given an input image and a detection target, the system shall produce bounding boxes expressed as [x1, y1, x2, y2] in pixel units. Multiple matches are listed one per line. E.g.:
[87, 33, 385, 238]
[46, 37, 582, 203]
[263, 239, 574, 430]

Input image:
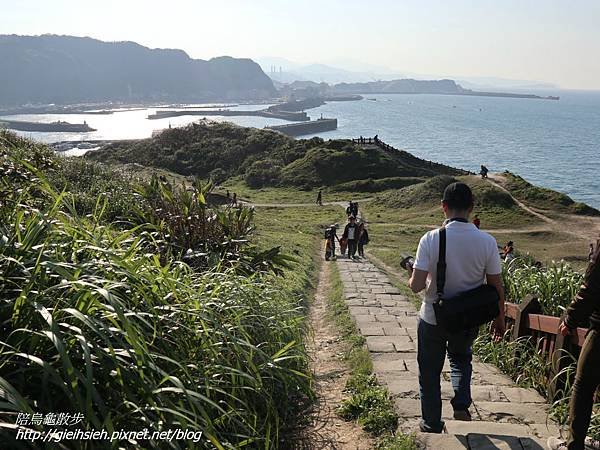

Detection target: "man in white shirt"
[408, 182, 505, 433]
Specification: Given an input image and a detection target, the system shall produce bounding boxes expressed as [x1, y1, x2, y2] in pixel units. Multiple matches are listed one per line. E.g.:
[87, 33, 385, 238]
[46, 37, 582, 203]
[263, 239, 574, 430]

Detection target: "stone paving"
[336, 257, 558, 450]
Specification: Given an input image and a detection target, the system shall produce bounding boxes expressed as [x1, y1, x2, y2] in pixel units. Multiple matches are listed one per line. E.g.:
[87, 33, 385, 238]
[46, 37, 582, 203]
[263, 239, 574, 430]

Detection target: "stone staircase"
[336, 257, 559, 450]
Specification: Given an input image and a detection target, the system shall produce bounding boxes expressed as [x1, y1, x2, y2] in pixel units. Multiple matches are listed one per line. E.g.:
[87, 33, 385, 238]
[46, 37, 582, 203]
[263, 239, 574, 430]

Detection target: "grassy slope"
[501, 171, 599, 216]
[87, 122, 465, 190]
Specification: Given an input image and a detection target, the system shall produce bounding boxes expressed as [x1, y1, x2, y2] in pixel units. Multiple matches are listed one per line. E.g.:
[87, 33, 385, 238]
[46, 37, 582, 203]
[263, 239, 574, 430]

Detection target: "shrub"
[0, 135, 312, 449]
[244, 159, 282, 188]
[502, 258, 583, 316]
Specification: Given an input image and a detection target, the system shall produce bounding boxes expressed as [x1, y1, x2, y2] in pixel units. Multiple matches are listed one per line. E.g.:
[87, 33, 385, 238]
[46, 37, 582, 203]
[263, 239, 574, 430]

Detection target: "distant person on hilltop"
[548, 243, 600, 450]
[480, 165, 489, 179]
[473, 215, 481, 229]
[316, 189, 323, 206]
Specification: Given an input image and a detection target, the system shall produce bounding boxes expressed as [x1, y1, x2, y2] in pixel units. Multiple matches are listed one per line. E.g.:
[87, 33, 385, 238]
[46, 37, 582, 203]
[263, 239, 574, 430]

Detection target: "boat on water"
[367, 98, 377, 101]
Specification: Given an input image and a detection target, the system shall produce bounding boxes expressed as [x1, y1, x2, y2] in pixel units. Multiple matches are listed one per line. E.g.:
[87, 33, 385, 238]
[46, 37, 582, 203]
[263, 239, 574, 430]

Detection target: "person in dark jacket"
[346, 201, 354, 217]
[342, 216, 359, 260]
[480, 165, 489, 179]
[357, 222, 369, 257]
[547, 245, 600, 450]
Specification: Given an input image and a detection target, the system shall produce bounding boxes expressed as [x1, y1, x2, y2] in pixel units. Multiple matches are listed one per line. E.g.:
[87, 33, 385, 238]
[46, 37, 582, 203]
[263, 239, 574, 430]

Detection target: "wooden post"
[512, 294, 542, 341]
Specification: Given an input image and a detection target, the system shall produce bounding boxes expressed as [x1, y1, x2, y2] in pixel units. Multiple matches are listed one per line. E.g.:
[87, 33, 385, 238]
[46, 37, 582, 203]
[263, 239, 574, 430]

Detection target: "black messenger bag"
[432, 227, 500, 333]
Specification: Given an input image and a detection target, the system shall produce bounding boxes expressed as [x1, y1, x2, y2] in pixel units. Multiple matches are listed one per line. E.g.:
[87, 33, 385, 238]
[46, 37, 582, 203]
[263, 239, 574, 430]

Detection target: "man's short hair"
[442, 182, 474, 211]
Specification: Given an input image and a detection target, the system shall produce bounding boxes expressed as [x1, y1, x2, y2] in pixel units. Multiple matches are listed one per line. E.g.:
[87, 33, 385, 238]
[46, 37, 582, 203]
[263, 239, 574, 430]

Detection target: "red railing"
[503, 295, 588, 398]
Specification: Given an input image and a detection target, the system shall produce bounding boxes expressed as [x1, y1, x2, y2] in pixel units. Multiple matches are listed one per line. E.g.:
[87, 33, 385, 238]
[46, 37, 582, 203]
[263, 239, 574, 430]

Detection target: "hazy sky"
[2, 0, 600, 89]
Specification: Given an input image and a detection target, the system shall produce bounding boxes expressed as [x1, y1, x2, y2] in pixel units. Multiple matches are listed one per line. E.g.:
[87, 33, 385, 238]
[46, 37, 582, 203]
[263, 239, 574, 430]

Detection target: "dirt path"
[240, 198, 375, 208]
[487, 173, 600, 242]
[296, 260, 374, 450]
[486, 174, 555, 225]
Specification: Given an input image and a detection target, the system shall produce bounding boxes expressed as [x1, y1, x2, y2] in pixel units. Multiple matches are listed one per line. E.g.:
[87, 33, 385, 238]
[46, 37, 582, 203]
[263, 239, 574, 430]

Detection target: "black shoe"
[453, 409, 471, 421]
[418, 420, 445, 434]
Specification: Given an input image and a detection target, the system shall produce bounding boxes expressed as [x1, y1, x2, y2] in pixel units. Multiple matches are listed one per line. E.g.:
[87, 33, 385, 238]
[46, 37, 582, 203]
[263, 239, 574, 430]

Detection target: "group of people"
[324, 201, 369, 261]
[225, 190, 237, 206]
[398, 181, 599, 450]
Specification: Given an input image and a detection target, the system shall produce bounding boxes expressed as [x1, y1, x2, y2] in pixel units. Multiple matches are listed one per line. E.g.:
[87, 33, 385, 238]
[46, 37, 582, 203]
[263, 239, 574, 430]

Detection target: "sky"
[2, 0, 600, 90]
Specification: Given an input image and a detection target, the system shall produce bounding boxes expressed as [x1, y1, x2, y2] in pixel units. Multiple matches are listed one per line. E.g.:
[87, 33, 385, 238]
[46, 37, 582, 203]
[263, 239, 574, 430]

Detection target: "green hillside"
[88, 121, 467, 189]
[502, 171, 599, 216]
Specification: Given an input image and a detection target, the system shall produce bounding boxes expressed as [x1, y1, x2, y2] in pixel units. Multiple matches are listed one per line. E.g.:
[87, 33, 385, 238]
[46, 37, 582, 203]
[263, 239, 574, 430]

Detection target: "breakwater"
[0, 119, 96, 132]
[147, 109, 309, 121]
[267, 118, 337, 137]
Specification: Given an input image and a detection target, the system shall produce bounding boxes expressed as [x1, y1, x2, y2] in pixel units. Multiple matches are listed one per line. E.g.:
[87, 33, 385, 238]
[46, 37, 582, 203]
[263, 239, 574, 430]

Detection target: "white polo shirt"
[413, 221, 502, 325]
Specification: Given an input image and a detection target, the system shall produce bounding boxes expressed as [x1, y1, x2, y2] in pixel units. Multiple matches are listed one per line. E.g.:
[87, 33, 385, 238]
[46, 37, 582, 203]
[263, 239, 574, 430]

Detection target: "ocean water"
[3, 91, 600, 207]
[305, 91, 600, 208]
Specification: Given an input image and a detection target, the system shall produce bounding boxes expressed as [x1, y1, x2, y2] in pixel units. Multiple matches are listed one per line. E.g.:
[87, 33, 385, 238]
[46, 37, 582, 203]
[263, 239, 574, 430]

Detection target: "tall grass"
[502, 257, 583, 316]
[0, 134, 313, 449]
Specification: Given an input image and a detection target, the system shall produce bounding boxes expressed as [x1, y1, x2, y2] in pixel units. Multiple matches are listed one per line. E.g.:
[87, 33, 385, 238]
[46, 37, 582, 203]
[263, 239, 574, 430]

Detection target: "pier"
[147, 109, 309, 121]
[0, 119, 96, 132]
[267, 118, 337, 136]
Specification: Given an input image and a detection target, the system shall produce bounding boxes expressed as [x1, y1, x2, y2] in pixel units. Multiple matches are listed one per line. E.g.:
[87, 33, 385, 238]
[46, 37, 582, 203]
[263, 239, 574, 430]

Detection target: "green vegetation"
[502, 171, 599, 216]
[474, 333, 551, 394]
[375, 175, 458, 209]
[0, 131, 315, 449]
[503, 257, 583, 316]
[329, 177, 424, 193]
[374, 174, 536, 229]
[88, 122, 464, 190]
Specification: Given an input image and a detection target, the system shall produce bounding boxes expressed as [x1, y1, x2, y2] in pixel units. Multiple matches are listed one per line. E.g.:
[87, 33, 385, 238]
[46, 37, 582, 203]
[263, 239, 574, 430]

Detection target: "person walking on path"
[232, 192, 237, 206]
[316, 189, 323, 206]
[357, 222, 369, 258]
[324, 224, 340, 261]
[406, 182, 505, 434]
[342, 216, 359, 260]
[473, 215, 481, 229]
[547, 244, 600, 450]
[346, 201, 354, 217]
[352, 202, 359, 217]
[589, 243, 595, 263]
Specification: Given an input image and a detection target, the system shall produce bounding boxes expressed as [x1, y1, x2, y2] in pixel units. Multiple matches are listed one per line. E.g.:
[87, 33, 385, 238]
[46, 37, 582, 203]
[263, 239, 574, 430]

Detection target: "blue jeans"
[417, 319, 478, 433]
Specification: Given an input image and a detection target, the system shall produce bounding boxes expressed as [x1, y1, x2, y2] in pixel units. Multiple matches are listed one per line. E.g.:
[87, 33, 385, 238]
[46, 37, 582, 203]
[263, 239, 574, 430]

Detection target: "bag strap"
[436, 227, 447, 300]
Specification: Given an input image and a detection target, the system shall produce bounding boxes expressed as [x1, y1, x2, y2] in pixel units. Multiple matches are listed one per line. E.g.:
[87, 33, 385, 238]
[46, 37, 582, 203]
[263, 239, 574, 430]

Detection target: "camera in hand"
[400, 253, 415, 270]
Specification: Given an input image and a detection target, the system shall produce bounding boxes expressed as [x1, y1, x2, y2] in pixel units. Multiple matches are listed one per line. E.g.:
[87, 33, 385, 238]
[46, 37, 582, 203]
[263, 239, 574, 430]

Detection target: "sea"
[3, 90, 600, 208]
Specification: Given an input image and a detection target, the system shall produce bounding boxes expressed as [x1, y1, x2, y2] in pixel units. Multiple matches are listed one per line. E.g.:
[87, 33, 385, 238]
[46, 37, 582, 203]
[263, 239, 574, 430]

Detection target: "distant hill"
[327, 79, 557, 99]
[0, 35, 277, 106]
[87, 122, 466, 188]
